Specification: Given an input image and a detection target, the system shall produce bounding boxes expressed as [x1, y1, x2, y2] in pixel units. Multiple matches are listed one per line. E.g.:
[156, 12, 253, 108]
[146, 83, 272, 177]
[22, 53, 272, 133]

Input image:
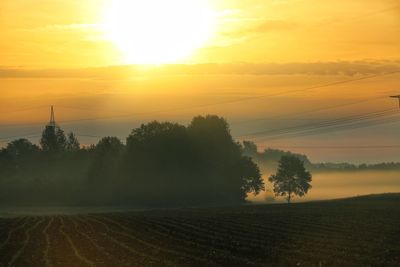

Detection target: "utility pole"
[390, 95, 400, 109]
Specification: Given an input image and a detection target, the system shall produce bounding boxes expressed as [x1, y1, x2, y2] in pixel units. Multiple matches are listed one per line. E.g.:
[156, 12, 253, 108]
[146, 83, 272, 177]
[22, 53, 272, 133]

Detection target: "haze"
[1, 0, 400, 163]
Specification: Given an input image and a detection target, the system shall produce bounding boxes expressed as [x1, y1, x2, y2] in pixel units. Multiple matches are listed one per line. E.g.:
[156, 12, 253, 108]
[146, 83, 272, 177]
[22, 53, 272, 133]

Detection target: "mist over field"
[1, 168, 399, 217]
[251, 170, 400, 203]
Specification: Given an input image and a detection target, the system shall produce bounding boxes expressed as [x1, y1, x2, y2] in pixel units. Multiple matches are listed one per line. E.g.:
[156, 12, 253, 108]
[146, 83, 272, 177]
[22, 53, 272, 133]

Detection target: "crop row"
[0, 199, 398, 267]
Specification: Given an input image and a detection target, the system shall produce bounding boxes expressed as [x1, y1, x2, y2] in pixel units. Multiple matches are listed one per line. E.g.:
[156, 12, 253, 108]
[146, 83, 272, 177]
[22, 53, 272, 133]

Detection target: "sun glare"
[101, 0, 215, 65]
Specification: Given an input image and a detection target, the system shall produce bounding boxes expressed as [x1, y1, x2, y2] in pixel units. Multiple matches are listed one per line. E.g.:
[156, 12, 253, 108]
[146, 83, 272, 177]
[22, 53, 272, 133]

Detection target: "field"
[0, 194, 399, 267]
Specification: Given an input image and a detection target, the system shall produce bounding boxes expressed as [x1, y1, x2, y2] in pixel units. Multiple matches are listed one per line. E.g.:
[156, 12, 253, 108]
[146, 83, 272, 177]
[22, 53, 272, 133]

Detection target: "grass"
[0, 193, 399, 266]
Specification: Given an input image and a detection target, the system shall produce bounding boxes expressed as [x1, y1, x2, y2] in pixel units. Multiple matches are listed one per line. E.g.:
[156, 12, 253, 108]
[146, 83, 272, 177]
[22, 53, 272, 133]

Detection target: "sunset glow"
[1, 0, 399, 162]
[101, 0, 216, 64]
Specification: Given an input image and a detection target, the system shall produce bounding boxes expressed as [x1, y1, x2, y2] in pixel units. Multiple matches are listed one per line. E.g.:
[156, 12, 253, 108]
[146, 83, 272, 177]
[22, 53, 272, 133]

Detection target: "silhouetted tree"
[1, 115, 266, 206]
[242, 141, 258, 157]
[238, 156, 264, 195]
[6, 139, 39, 158]
[269, 155, 312, 203]
[240, 142, 313, 174]
[66, 132, 80, 152]
[120, 116, 265, 205]
[187, 115, 235, 166]
[187, 115, 264, 203]
[40, 125, 67, 153]
[5, 139, 39, 170]
[124, 121, 191, 204]
[0, 148, 14, 176]
[56, 127, 67, 148]
[88, 137, 125, 202]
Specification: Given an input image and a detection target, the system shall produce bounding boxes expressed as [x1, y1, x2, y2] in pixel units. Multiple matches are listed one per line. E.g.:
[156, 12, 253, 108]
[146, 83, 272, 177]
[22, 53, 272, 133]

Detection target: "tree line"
[0, 115, 313, 206]
[242, 141, 400, 173]
[0, 116, 264, 206]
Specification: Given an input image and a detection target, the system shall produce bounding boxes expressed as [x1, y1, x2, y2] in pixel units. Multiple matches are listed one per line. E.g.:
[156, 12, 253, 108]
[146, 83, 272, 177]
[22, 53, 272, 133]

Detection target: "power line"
[0, 133, 42, 141]
[240, 108, 398, 137]
[3, 132, 399, 152]
[246, 114, 400, 141]
[1, 107, 399, 144]
[255, 115, 400, 141]
[0, 105, 48, 115]
[75, 134, 106, 139]
[1, 71, 399, 129]
[232, 95, 389, 126]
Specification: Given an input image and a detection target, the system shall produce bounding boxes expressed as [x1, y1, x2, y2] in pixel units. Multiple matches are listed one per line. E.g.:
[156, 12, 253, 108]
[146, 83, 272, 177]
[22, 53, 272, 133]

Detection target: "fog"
[251, 170, 400, 203]
[1, 170, 399, 217]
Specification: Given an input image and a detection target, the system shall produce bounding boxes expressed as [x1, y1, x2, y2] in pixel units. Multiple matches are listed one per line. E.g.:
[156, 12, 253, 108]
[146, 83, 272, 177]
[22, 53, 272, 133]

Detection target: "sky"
[0, 0, 400, 163]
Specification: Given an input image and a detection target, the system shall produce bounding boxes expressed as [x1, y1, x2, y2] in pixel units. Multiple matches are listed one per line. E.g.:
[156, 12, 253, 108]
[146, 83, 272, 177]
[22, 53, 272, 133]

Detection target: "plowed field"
[1, 194, 399, 266]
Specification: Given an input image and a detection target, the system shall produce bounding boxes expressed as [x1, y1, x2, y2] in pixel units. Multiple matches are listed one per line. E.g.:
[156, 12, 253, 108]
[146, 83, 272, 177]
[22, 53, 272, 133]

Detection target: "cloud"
[222, 19, 297, 38]
[1, 60, 400, 79]
[18, 23, 99, 32]
[250, 20, 297, 33]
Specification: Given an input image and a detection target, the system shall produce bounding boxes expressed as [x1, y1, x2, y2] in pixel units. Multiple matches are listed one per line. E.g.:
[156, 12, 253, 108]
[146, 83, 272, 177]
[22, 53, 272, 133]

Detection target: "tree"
[0, 148, 14, 176]
[87, 136, 125, 203]
[236, 156, 264, 197]
[40, 125, 67, 153]
[6, 139, 39, 158]
[4, 139, 39, 170]
[187, 115, 264, 203]
[88, 137, 124, 183]
[56, 127, 67, 150]
[269, 155, 312, 203]
[242, 140, 258, 157]
[66, 132, 80, 152]
[120, 116, 266, 205]
[124, 121, 192, 203]
[187, 115, 236, 165]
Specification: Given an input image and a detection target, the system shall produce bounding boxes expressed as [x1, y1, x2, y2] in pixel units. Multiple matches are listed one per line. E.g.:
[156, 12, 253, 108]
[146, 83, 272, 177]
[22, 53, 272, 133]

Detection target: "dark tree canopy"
[0, 115, 264, 207]
[238, 156, 264, 195]
[118, 115, 264, 205]
[269, 155, 312, 203]
[0, 149, 14, 176]
[6, 139, 39, 159]
[4, 139, 39, 171]
[66, 132, 80, 151]
[242, 140, 258, 156]
[87, 137, 125, 202]
[40, 125, 67, 153]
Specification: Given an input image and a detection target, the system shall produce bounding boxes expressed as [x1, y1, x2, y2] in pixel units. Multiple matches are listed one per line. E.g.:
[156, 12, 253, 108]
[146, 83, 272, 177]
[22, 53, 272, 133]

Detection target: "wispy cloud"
[1, 60, 400, 79]
[223, 19, 296, 37]
[18, 23, 100, 32]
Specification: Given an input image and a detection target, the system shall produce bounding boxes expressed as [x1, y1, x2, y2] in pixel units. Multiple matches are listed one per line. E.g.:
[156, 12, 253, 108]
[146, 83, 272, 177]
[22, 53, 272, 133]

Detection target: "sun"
[101, 0, 215, 65]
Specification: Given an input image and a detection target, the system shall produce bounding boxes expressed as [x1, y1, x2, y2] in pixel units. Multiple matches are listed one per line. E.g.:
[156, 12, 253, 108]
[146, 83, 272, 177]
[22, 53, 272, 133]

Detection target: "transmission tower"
[390, 95, 400, 109]
[49, 106, 56, 127]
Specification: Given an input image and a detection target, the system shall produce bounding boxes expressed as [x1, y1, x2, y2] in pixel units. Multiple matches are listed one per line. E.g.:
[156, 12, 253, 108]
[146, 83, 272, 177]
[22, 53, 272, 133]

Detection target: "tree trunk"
[287, 192, 291, 204]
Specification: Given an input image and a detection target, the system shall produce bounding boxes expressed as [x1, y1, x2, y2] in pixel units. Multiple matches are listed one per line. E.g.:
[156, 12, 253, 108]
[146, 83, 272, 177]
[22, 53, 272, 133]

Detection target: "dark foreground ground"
[0, 194, 399, 267]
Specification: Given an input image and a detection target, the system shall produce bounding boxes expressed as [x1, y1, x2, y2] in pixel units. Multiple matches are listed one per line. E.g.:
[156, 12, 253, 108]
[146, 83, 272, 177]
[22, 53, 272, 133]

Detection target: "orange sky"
[0, 0, 399, 66]
[0, 0, 399, 162]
